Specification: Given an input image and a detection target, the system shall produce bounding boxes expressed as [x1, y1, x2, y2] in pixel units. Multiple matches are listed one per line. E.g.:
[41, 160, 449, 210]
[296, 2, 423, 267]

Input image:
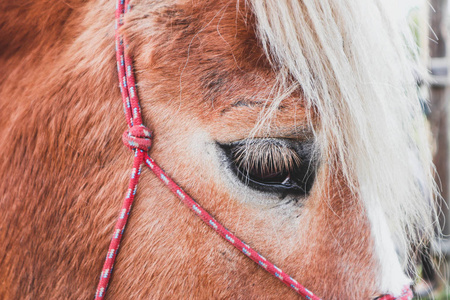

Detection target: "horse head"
[0, 0, 438, 299]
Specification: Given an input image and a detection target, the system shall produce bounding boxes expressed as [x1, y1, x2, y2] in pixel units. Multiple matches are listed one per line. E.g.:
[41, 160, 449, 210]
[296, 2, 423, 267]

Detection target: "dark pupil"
[238, 164, 290, 184]
[252, 170, 284, 180]
[236, 163, 302, 192]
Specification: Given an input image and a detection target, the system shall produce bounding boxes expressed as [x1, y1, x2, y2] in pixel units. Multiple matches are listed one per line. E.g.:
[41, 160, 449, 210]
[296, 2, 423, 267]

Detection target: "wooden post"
[429, 0, 450, 237]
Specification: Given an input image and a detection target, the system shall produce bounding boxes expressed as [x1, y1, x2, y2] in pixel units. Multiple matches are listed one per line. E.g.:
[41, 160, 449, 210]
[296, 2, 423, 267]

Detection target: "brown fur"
[1, 0, 380, 299]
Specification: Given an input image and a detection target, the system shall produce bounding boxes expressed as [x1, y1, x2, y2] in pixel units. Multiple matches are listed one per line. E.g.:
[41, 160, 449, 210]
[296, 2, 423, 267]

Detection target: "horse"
[0, 0, 439, 299]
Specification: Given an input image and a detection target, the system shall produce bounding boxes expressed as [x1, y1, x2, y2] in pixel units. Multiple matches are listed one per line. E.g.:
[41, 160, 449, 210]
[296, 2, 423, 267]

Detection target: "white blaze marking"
[366, 199, 411, 296]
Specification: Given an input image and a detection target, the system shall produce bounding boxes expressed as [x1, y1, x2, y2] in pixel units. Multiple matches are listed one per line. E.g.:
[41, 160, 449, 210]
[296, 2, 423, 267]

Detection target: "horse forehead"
[134, 0, 270, 81]
[133, 1, 311, 134]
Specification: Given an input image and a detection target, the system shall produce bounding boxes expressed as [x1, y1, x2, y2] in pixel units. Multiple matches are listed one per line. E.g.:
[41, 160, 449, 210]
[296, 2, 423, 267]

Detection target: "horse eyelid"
[218, 138, 317, 196]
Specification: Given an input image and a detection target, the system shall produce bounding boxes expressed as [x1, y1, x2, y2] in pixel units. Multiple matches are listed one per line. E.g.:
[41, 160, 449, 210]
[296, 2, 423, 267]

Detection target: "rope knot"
[122, 125, 152, 151]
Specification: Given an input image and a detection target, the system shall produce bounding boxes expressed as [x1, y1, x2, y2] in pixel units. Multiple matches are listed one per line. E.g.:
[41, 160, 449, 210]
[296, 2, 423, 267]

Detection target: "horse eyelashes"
[233, 141, 301, 176]
[219, 139, 317, 197]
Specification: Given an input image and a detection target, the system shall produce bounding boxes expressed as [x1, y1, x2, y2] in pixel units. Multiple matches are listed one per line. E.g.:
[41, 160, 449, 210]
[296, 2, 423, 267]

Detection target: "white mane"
[250, 0, 438, 271]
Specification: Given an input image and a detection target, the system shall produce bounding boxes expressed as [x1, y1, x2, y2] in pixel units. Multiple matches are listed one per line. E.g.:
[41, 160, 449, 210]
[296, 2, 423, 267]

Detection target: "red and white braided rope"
[94, 1, 414, 299]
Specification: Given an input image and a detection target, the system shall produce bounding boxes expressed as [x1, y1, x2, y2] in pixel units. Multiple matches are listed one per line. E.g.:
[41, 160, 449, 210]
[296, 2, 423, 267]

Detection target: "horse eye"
[219, 139, 316, 196]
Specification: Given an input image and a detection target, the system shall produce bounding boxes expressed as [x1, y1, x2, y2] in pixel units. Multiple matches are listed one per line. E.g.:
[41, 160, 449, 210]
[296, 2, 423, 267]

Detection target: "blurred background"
[399, 0, 450, 298]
